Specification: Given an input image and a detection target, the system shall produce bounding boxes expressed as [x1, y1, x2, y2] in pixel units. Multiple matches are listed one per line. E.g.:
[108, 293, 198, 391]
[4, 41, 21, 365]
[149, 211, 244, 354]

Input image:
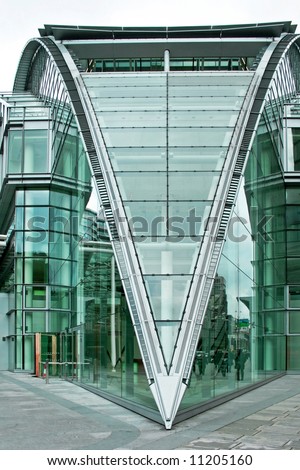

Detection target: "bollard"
[42, 362, 47, 379]
[45, 360, 49, 384]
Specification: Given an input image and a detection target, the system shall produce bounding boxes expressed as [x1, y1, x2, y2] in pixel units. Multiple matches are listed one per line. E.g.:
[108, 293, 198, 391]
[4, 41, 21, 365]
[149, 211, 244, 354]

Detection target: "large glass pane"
[98, 111, 166, 128]
[292, 128, 300, 170]
[25, 311, 46, 333]
[264, 311, 285, 335]
[23, 129, 48, 173]
[49, 207, 72, 233]
[92, 96, 166, 111]
[264, 336, 286, 371]
[15, 231, 23, 256]
[289, 311, 300, 333]
[8, 130, 22, 173]
[169, 172, 220, 200]
[263, 286, 284, 309]
[49, 311, 69, 332]
[15, 207, 24, 230]
[136, 241, 200, 274]
[169, 85, 250, 97]
[168, 73, 253, 86]
[287, 259, 300, 284]
[287, 231, 300, 256]
[168, 95, 245, 110]
[264, 259, 286, 285]
[103, 128, 166, 147]
[289, 286, 300, 308]
[169, 110, 239, 127]
[168, 202, 212, 237]
[50, 191, 72, 209]
[49, 231, 71, 258]
[24, 233, 48, 257]
[90, 85, 165, 98]
[25, 286, 46, 308]
[144, 275, 192, 321]
[169, 147, 226, 171]
[51, 287, 70, 309]
[168, 128, 232, 147]
[108, 148, 166, 172]
[24, 258, 48, 284]
[115, 172, 167, 200]
[15, 190, 24, 206]
[25, 190, 49, 206]
[125, 202, 167, 237]
[287, 205, 300, 229]
[287, 336, 300, 369]
[55, 134, 77, 179]
[49, 259, 72, 285]
[83, 74, 166, 88]
[25, 207, 49, 231]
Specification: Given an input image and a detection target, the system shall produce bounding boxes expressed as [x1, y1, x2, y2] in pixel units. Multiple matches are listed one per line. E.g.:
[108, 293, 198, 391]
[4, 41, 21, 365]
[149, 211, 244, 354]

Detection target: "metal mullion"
[166, 71, 169, 237]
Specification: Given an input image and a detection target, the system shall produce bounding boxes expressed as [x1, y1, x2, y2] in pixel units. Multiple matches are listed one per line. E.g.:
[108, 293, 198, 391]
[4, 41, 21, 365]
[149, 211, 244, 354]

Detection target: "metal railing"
[40, 361, 90, 383]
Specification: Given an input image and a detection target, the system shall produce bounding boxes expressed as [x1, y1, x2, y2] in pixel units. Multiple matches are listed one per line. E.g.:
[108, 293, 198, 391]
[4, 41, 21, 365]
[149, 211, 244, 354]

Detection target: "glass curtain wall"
[251, 41, 300, 373]
[284, 46, 300, 369]
[82, 71, 253, 370]
[9, 34, 300, 419]
[23, 46, 156, 406]
[4, 96, 52, 371]
[179, 42, 300, 410]
[179, 177, 256, 409]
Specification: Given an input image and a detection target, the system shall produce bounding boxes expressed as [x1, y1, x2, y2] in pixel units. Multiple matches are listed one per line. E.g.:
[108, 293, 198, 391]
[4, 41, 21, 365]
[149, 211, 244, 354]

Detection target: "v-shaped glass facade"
[82, 72, 254, 372]
[0, 21, 300, 428]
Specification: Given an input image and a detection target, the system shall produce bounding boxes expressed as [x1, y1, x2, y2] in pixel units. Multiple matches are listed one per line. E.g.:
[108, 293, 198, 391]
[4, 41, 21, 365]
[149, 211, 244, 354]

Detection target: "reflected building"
[0, 21, 300, 428]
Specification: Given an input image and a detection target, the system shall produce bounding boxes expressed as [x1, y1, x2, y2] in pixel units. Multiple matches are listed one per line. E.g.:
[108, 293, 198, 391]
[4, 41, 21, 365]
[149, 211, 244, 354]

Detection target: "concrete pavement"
[0, 371, 300, 450]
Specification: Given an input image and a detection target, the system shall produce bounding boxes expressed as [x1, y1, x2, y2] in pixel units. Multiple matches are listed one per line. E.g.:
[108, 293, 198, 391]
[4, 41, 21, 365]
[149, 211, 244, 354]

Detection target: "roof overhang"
[39, 21, 297, 41]
[61, 37, 274, 60]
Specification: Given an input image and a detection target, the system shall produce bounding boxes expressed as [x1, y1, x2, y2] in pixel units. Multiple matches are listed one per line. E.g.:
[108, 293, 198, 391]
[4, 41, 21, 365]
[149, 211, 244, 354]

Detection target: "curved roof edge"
[39, 21, 297, 41]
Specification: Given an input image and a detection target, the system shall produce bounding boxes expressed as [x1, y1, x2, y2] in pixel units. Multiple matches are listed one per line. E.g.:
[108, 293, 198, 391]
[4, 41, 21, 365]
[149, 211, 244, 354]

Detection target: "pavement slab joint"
[1, 372, 300, 449]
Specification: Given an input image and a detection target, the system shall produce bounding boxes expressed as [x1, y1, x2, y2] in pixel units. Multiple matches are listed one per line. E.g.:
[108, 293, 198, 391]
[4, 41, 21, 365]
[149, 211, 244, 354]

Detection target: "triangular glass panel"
[82, 71, 255, 424]
[144, 275, 192, 321]
[155, 321, 181, 371]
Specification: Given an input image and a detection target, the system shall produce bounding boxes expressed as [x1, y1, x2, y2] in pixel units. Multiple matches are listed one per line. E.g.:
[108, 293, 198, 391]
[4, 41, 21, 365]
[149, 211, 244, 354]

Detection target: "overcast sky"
[0, 0, 299, 91]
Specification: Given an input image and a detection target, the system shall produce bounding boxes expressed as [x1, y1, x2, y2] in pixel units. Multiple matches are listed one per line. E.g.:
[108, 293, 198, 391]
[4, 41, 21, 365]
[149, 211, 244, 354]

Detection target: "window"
[292, 128, 300, 170]
[289, 286, 300, 308]
[25, 311, 46, 333]
[8, 130, 22, 173]
[7, 129, 48, 174]
[25, 286, 47, 308]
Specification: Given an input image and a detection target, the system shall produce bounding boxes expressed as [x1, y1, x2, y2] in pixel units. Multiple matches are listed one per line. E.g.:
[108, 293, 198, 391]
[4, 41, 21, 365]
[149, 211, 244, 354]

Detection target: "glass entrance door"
[60, 331, 74, 378]
[35, 332, 78, 378]
[35, 333, 61, 376]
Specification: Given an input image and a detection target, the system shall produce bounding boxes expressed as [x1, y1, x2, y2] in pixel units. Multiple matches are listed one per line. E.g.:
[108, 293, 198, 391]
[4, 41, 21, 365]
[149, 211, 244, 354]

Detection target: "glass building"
[0, 21, 300, 428]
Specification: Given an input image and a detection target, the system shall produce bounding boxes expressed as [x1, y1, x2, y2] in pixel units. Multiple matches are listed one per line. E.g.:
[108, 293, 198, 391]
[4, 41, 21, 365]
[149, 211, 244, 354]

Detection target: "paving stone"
[3, 371, 300, 450]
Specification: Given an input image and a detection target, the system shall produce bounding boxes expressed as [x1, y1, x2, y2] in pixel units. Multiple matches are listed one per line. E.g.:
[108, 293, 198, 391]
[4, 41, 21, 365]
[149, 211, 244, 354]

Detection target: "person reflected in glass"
[195, 351, 208, 379]
[235, 348, 248, 381]
[228, 347, 234, 373]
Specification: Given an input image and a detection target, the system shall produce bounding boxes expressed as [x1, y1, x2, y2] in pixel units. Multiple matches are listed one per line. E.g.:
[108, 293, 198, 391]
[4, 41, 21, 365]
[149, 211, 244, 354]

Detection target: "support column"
[164, 49, 170, 72]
